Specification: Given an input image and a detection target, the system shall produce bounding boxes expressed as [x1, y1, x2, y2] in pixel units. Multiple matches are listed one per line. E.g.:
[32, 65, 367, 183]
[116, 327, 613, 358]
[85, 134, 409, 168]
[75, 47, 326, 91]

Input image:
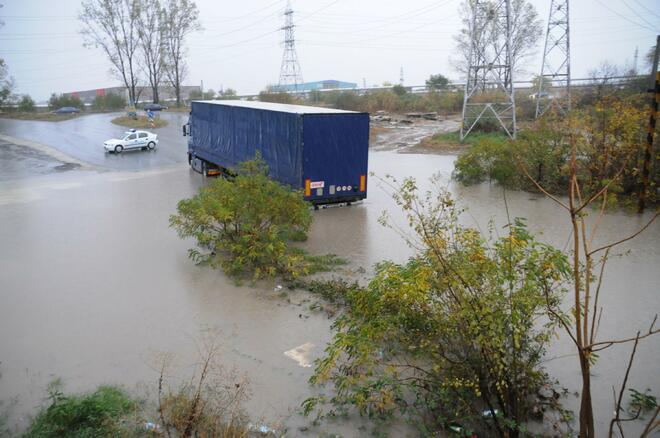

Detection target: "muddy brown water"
[0, 124, 658, 436]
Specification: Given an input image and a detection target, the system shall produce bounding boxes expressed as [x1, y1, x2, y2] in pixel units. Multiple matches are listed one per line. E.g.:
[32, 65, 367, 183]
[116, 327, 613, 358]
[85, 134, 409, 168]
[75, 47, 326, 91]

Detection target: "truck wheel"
[187, 153, 192, 165]
[114, 145, 123, 153]
[202, 162, 209, 177]
[147, 141, 156, 150]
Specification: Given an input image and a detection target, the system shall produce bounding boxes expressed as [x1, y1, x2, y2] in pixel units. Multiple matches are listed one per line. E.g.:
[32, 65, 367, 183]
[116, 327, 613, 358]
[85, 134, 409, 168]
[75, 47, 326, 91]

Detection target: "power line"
[592, 0, 658, 32]
[620, 0, 659, 30]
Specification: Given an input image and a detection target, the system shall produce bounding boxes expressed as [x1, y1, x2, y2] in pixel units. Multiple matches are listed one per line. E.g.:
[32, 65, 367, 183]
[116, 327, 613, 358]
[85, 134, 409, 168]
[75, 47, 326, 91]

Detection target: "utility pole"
[536, 0, 571, 118]
[638, 35, 659, 213]
[400, 67, 404, 86]
[278, 0, 304, 92]
[461, 0, 517, 140]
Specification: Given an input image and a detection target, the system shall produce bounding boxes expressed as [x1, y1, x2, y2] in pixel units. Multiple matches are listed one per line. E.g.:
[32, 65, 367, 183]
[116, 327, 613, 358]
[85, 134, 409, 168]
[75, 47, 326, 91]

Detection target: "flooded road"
[0, 112, 189, 172]
[0, 119, 658, 436]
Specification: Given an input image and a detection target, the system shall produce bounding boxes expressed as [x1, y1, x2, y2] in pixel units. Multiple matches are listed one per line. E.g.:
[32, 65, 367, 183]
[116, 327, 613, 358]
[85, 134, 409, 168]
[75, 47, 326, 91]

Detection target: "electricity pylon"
[535, 0, 571, 118]
[278, 0, 303, 92]
[461, 0, 517, 140]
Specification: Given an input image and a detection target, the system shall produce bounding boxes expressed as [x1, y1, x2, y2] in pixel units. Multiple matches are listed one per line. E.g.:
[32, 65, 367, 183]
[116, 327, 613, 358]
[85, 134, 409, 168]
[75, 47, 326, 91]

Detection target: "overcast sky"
[1, 0, 658, 102]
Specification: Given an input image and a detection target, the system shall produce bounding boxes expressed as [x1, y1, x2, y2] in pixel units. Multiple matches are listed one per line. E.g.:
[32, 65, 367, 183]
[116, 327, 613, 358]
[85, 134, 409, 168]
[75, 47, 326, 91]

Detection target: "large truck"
[183, 100, 370, 205]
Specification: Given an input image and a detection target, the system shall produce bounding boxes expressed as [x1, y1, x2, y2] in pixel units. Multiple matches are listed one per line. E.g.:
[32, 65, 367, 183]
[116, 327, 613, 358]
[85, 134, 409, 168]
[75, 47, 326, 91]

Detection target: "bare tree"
[162, 0, 200, 107]
[137, 0, 166, 103]
[452, 0, 543, 82]
[520, 114, 659, 437]
[80, 0, 142, 105]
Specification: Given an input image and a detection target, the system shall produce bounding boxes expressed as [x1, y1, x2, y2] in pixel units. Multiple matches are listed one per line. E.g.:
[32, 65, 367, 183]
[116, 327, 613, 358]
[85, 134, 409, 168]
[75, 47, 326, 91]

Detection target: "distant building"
[63, 85, 201, 104]
[271, 80, 357, 93]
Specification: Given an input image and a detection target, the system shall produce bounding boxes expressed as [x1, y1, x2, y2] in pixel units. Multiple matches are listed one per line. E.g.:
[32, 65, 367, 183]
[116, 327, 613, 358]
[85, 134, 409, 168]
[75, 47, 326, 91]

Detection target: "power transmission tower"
[461, 0, 517, 140]
[535, 0, 571, 118]
[278, 0, 303, 92]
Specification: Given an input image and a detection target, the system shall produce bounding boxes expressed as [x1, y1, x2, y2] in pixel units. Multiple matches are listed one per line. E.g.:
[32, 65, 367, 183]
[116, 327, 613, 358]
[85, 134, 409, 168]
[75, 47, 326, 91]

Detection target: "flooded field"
[0, 117, 658, 436]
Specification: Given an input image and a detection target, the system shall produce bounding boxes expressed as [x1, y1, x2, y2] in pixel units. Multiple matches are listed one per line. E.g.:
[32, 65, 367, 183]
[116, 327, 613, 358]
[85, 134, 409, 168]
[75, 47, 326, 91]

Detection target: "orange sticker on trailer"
[305, 179, 311, 196]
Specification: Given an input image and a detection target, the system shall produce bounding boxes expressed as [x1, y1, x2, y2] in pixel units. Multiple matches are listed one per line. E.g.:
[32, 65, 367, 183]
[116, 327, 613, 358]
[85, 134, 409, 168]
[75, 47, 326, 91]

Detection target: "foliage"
[24, 380, 137, 437]
[92, 93, 126, 111]
[217, 88, 238, 100]
[305, 178, 571, 437]
[0, 59, 14, 107]
[111, 115, 167, 128]
[137, 0, 166, 104]
[48, 93, 83, 110]
[301, 89, 464, 115]
[426, 73, 449, 90]
[627, 389, 658, 418]
[170, 157, 314, 280]
[80, 0, 142, 105]
[454, 96, 656, 208]
[258, 90, 297, 104]
[189, 88, 216, 100]
[156, 346, 252, 438]
[17, 94, 36, 112]
[391, 84, 407, 96]
[162, 0, 202, 107]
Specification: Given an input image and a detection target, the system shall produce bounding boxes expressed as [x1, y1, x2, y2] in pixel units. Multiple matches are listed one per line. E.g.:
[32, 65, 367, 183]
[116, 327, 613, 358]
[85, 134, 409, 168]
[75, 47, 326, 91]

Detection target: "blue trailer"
[183, 100, 370, 205]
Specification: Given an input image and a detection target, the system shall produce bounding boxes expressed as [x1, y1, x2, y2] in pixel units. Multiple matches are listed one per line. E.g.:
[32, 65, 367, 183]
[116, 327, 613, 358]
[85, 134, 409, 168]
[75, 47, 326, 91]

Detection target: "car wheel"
[114, 145, 123, 153]
[147, 141, 156, 150]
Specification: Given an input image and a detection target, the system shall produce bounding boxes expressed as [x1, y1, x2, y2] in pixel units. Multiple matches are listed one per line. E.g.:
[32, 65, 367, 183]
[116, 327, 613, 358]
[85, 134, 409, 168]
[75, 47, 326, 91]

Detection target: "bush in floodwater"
[304, 178, 573, 437]
[170, 157, 319, 280]
[23, 380, 137, 437]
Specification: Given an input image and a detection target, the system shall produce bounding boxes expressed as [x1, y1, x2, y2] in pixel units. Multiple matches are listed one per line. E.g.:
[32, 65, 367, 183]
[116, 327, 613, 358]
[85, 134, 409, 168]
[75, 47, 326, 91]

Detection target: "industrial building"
[63, 85, 201, 104]
[271, 80, 357, 93]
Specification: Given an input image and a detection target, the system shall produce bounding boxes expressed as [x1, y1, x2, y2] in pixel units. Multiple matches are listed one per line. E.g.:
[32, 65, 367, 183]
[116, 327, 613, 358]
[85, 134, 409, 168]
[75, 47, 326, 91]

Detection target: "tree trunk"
[579, 351, 595, 437]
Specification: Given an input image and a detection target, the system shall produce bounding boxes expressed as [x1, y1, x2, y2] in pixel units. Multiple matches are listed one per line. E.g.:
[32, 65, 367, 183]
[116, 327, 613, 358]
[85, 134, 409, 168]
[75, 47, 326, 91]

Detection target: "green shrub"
[24, 381, 136, 437]
[92, 93, 125, 111]
[48, 93, 83, 111]
[305, 181, 571, 436]
[170, 157, 314, 280]
[18, 94, 36, 112]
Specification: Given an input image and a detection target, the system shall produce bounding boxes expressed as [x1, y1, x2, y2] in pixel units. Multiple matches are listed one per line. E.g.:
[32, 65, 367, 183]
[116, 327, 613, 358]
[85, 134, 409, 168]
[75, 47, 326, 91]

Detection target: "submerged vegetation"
[304, 178, 573, 437]
[170, 157, 344, 281]
[454, 95, 658, 208]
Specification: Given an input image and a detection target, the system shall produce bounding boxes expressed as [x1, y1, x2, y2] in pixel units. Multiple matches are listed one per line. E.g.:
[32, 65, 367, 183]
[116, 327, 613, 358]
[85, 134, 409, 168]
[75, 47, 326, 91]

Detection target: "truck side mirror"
[182, 124, 189, 137]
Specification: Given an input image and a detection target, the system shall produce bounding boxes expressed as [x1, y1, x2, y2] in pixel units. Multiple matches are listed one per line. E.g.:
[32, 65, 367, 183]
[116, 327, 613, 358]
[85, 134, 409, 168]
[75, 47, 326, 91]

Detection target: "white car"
[104, 129, 158, 153]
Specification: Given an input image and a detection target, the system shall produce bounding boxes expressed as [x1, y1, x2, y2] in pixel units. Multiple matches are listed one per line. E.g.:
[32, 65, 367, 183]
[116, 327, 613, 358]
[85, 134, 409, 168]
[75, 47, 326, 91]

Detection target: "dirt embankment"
[369, 113, 463, 154]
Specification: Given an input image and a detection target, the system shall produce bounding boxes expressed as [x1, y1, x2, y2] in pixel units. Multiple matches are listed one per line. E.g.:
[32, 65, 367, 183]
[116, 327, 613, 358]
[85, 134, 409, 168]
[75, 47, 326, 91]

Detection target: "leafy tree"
[162, 0, 201, 107]
[17, 94, 36, 112]
[189, 88, 216, 100]
[305, 179, 571, 437]
[426, 73, 449, 90]
[530, 74, 552, 96]
[92, 93, 126, 110]
[170, 157, 313, 280]
[48, 93, 84, 110]
[217, 88, 237, 100]
[391, 84, 407, 96]
[0, 59, 14, 107]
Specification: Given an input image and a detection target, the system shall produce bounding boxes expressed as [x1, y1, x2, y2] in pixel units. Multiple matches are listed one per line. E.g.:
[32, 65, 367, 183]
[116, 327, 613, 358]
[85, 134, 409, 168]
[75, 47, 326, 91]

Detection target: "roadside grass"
[0, 112, 80, 122]
[112, 115, 168, 129]
[414, 130, 510, 153]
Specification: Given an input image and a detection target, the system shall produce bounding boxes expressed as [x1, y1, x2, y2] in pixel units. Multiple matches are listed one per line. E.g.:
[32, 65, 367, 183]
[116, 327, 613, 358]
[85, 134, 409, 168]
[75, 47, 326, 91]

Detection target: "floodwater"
[0, 116, 658, 436]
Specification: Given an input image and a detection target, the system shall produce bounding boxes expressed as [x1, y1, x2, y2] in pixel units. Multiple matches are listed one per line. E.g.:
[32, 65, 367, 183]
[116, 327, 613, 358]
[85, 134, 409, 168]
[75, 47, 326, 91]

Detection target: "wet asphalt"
[0, 111, 190, 173]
